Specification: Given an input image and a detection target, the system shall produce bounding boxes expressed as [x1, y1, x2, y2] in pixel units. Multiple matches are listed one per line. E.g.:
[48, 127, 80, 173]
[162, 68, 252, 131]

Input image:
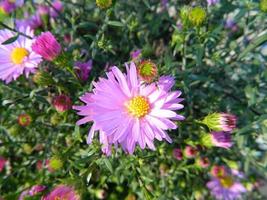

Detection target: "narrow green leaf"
[1, 34, 19, 45]
[107, 21, 124, 27]
[103, 158, 113, 173]
[238, 32, 267, 60]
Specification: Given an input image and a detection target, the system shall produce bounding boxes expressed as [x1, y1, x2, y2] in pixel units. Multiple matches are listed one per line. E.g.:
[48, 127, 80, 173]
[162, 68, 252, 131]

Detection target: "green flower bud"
[50, 113, 62, 126]
[8, 125, 20, 137]
[96, 0, 112, 9]
[188, 7, 206, 26]
[23, 144, 33, 155]
[260, 0, 267, 12]
[33, 70, 54, 86]
[49, 156, 63, 171]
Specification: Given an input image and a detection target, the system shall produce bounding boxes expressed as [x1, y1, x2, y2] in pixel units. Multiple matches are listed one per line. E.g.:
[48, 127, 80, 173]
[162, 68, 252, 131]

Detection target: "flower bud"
[0, 156, 7, 172]
[32, 32, 61, 61]
[137, 60, 158, 83]
[210, 165, 226, 178]
[48, 156, 63, 171]
[52, 94, 72, 112]
[96, 0, 112, 9]
[18, 114, 32, 127]
[201, 132, 232, 149]
[196, 157, 210, 168]
[23, 144, 33, 155]
[95, 189, 107, 199]
[184, 145, 198, 158]
[172, 148, 183, 160]
[202, 113, 237, 132]
[33, 70, 54, 86]
[188, 7, 206, 26]
[260, 0, 267, 12]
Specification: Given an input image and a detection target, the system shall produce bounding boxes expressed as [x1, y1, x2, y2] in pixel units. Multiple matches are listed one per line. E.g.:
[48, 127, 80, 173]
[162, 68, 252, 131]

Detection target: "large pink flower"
[42, 185, 80, 200]
[73, 62, 184, 155]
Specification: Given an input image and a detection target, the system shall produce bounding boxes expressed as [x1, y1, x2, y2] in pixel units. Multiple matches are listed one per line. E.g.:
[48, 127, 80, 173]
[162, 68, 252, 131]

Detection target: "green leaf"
[103, 158, 113, 173]
[107, 21, 124, 27]
[238, 32, 267, 60]
[1, 34, 19, 45]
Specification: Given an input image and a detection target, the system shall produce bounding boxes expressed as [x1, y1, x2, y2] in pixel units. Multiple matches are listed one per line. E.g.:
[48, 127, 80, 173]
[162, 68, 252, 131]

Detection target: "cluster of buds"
[200, 113, 237, 149]
[180, 6, 206, 28]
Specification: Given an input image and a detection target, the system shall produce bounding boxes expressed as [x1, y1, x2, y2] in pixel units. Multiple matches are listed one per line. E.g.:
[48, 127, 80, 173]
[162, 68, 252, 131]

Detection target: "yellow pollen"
[219, 176, 234, 188]
[126, 96, 150, 118]
[11, 47, 29, 64]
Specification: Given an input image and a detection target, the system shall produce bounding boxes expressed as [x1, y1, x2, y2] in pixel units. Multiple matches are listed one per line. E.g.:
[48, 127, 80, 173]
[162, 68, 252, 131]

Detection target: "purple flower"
[32, 32, 61, 61]
[207, 0, 219, 6]
[0, 0, 23, 14]
[207, 176, 246, 200]
[225, 19, 239, 33]
[211, 131, 233, 149]
[37, 4, 49, 16]
[42, 185, 80, 200]
[158, 75, 176, 93]
[74, 60, 92, 82]
[16, 14, 42, 30]
[73, 62, 184, 155]
[130, 49, 141, 60]
[49, 0, 63, 18]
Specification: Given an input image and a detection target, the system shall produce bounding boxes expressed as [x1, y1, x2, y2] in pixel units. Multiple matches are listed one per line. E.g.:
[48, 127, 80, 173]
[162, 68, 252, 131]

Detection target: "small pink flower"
[36, 160, 43, 171]
[0, 157, 7, 172]
[74, 60, 92, 82]
[42, 185, 80, 200]
[197, 157, 210, 168]
[211, 165, 226, 178]
[52, 94, 72, 112]
[29, 185, 46, 196]
[172, 148, 183, 160]
[184, 146, 197, 158]
[37, 4, 49, 15]
[32, 32, 61, 61]
[130, 49, 141, 60]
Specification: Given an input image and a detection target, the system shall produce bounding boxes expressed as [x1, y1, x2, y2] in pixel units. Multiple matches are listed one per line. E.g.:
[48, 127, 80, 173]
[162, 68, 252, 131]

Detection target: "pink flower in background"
[37, 4, 49, 16]
[211, 165, 226, 178]
[32, 32, 61, 61]
[36, 160, 43, 171]
[211, 131, 233, 149]
[49, 0, 63, 18]
[0, 156, 7, 172]
[73, 62, 184, 155]
[74, 60, 93, 82]
[173, 148, 183, 160]
[16, 14, 42, 30]
[197, 157, 210, 168]
[52, 94, 72, 112]
[28, 185, 46, 195]
[0, 27, 42, 83]
[184, 145, 197, 158]
[43, 185, 80, 200]
[0, 0, 23, 13]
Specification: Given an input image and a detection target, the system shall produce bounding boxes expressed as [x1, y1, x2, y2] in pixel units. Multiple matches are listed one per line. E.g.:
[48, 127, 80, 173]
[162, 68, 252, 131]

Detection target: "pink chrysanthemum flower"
[207, 175, 246, 200]
[0, 156, 7, 172]
[73, 62, 184, 155]
[43, 185, 80, 200]
[32, 31, 61, 61]
[52, 94, 72, 112]
[0, 27, 42, 83]
[74, 60, 92, 82]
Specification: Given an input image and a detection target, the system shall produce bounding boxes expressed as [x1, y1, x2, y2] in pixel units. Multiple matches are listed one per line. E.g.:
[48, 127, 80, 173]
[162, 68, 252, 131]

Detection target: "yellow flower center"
[11, 47, 29, 64]
[126, 96, 150, 118]
[219, 176, 234, 188]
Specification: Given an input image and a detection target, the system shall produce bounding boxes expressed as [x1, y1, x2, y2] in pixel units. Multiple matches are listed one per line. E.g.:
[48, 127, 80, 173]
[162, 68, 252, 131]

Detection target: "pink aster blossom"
[0, 156, 7, 172]
[74, 60, 92, 82]
[52, 94, 72, 112]
[172, 148, 183, 160]
[203, 113, 237, 132]
[32, 32, 61, 61]
[207, 176, 246, 200]
[16, 14, 42, 30]
[211, 131, 232, 149]
[0, 27, 42, 83]
[42, 185, 80, 200]
[0, 0, 23, 13]
[49, 0, 63, 18]
[73, 62, 184, 155]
